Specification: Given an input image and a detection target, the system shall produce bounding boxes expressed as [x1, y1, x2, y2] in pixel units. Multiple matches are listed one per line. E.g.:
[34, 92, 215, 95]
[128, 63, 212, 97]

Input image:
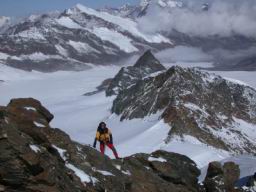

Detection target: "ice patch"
[66, 163, 98, 183]
[55, 45, 69, 57]
[33, 121, 45, 128]
[30, 144, 40, 153]
[68, 40, 100, 54]
[52, 145, 98, 184]
[122, 170, 131, 175]
[56, 16, 83, 29]
[52, 145, 67, 160]
[148, 156, 167, 162]
[92, 27, 138, 53]
[97, 170, 115, 176]
[114, 165, 121, 170]
[24, 107, 37, 111]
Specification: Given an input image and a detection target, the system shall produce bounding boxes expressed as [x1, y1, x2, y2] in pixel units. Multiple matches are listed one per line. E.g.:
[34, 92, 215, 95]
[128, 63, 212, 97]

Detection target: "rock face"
[203, 161, 240, 192]
[0, 97, 205, 191]
[112, 65, 256, 154]
[0, 98, 88, 192]
[106, 50, 166, 96]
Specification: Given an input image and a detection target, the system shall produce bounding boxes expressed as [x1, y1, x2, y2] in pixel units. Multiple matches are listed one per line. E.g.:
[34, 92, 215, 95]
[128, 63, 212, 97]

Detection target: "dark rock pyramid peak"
[133, 50, 165, 71]
[105, 50, 166, 96]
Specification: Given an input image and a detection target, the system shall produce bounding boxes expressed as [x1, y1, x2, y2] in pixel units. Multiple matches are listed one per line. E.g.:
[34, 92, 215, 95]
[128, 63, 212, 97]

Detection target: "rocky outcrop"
[1, 98, 252, 191]
[106, 50, 166, 96]
[203, 161, 240, 192]
[0, 97, 204, 191]
[112, 65, 256, 154]
[0, 99, 89, 191]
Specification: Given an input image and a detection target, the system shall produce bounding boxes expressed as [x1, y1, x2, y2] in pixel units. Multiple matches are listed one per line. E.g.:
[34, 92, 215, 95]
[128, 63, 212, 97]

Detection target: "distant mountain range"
[0, 0, 255, 71]
[0, 4, 171, 72]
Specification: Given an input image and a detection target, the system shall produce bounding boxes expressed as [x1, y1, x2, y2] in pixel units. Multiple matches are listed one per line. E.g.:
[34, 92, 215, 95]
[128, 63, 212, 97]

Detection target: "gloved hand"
[93, 139, 97, 148]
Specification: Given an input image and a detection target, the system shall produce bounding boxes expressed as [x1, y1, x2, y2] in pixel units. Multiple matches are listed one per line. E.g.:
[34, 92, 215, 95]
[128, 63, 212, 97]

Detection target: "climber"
[93, 122, 119, 159]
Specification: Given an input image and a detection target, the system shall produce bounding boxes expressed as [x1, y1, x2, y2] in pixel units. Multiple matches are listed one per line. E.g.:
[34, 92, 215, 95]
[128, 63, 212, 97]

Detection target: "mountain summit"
[134, 50, 166, 72]
[106, 50, 166, 96]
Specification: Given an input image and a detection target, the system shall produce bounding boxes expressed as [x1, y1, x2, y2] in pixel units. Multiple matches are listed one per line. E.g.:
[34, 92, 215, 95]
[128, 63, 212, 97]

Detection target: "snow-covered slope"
[0, 4, 171, 72]
[1, 62, 256, 174]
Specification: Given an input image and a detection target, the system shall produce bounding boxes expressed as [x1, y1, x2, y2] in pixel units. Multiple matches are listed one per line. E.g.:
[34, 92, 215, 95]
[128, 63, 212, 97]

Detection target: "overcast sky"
[0, 0, 140, 17]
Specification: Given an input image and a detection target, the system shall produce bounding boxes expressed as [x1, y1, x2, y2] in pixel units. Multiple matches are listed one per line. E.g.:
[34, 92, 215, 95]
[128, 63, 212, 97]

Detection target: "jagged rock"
[106, 50, 166, 96]
[223, 162, 240, 191]
[7, 98, 54, 123]
[111, 65, 256, 154]
[204, 161, 240, 192]
[114, 150, 201, 192]
[133, 50, 166, 72]
[0, 102, 90, 192]
[0, 97, 205, 192]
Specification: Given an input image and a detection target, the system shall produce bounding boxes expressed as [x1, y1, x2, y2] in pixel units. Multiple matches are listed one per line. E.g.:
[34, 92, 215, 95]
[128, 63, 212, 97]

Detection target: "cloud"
[156, 46, 213, 63]
[137, 0, 256, 38]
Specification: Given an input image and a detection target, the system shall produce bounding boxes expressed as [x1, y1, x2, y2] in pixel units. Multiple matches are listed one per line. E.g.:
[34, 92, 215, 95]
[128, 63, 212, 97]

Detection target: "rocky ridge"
[0, 97, 249, 191]
[0, 97, 201, 191]
[111, 55, 256, 154]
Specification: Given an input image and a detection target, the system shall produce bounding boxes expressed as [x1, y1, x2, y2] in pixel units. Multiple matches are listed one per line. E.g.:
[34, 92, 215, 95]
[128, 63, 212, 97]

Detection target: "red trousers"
[100, 142, 119, 159]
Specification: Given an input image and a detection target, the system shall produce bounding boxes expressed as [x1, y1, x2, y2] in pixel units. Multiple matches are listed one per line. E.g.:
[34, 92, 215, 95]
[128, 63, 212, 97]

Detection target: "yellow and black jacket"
[93, 127, 113, 146]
